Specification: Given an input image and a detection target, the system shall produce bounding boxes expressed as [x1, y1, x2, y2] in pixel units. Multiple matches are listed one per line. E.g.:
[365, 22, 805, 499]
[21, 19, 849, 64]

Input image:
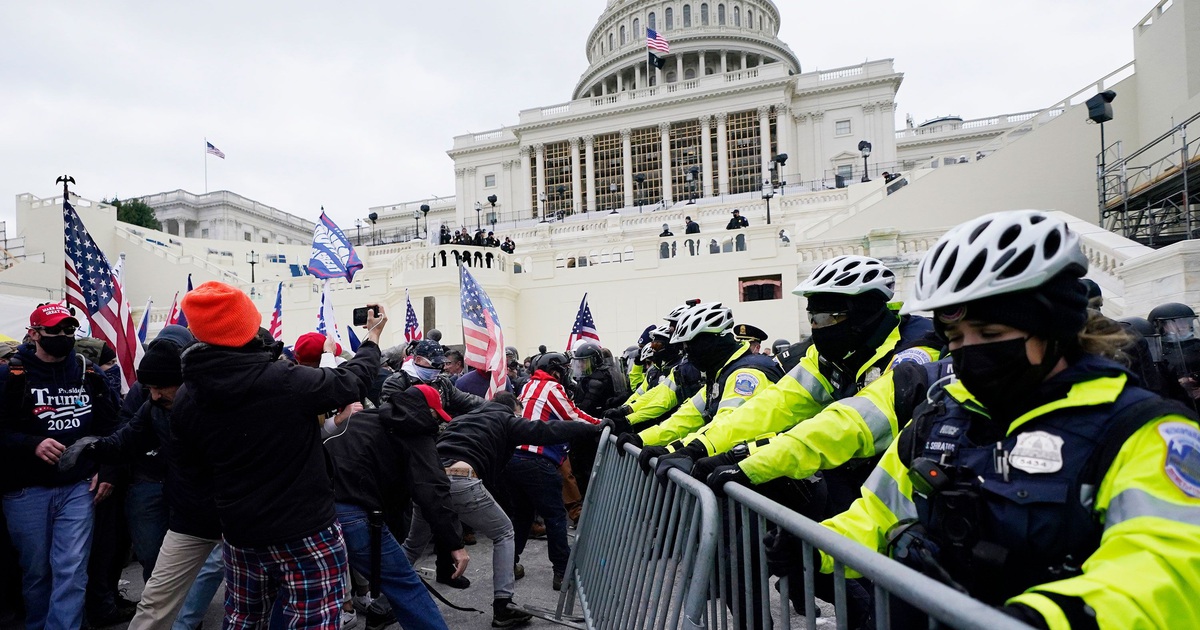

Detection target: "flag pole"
[204, 137, 208, 193]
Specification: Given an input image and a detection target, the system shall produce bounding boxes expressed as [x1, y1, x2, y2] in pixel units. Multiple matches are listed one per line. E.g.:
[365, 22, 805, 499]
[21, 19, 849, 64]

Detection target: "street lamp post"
[555, 185, 566, 220]
[368, 212, 378, 245]
[608, 183, 619, 214]
[246, 250, 259, 283]
[420, 204, 430, 237]
[634, 173, 646, 213]
[487, 195, 498, 229]
[538, 192, 547, 222]
[412, 210, 421, 240]
[858, 141, 873, 183]
[474, 201, 483, 231]
[687, 167, 699, 204]
[761, 180, 774, 225]
[355, 219, 363, 245]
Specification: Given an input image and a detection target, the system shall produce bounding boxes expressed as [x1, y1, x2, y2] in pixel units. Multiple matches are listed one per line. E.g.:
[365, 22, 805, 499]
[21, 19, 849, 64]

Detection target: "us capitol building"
[2, 0, 1197, 354]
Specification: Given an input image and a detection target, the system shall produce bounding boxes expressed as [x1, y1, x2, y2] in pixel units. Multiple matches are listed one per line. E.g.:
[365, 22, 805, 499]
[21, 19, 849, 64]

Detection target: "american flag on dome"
[63, 200, 143, 393]
[404, 289, 422, 343]
[268, 282, 283, 341]
[459, 267, 508, 399]
[206, 141, 225, 159]
[566, 293, 600, 351]
[647, 27, 670, 53]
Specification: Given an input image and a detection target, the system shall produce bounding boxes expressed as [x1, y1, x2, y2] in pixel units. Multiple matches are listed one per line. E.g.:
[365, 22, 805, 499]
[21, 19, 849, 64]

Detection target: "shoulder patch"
[891, 348, 933, 368]
[1159, 422, 1200, 498]
[732, 372, 760, 396]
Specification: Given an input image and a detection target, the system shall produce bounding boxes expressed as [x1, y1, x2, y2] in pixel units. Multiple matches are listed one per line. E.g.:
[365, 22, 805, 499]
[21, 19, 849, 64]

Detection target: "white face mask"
[403, 361, 442, 383]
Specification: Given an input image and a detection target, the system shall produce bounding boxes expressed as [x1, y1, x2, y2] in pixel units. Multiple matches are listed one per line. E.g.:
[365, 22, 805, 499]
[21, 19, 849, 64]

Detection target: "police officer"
[733, 323, 768, 354]
[813, 210, 1200, 628]
[605, 303, 703, 431]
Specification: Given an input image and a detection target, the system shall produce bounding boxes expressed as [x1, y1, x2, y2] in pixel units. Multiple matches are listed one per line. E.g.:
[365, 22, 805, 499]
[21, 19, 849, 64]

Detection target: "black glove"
[1001, 604, 1050, 630]
[603, 408, 632, 433]
[691, 450, 740, 483]
[763, 525, 808, 578]
[615, 432, 643, 457]
[637, 445, 669, 474]
[57, 436, 100, 472]
[652, 441, 707, 483]
[603, 406, 630, 420]
[705, 464, 750, 496]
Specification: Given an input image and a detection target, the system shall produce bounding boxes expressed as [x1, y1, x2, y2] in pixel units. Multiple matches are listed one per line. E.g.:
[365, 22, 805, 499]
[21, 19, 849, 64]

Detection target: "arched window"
[746, 9, 753, 29]
[685, 68, 696, 80]
[701, 3, 709, 25]
[666, 71, 677, 82]
[665, 8, 673, 30]
[734, 6, 740, 26]
[649, 12, 656, 31]
[608, 32, 614, 51]
[683, 5, 692, 27]
[718, 4, 726, 25]
[633, 18, 640, 39]
[620, 25, 626, 45]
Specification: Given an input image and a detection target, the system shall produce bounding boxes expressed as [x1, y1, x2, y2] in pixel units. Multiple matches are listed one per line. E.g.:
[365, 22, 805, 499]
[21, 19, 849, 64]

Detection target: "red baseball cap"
[30, 304, 80, 329]
[413, 384, 452, 423]
[293, 332, 342, 365]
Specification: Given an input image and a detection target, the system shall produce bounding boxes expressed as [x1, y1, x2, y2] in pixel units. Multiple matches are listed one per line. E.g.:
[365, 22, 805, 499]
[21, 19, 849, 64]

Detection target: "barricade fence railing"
[557, 432, 1034, 630]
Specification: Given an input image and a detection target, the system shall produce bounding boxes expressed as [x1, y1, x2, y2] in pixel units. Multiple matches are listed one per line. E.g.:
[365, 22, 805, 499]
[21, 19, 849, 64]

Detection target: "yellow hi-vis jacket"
[820, 374, 1200, 630]
[638, 343, 774, 447]
[626, 362, 694, 427]
[679, 318, 938, 457]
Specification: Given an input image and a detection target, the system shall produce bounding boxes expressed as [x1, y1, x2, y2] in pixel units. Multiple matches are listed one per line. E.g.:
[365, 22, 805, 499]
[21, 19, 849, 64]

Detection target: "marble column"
[811, 112, 825, 182]
[758, 106, 772, 189]
[775, 104, 792, 178]
[500, 160, 513, 223]
[454, 167, 466, 224]
[534, 143, 546, 221]
[720, 50, 728, 73]
[635, 64, 642, 90]
[569, 138, 582, 215]
[584, 135, 597, 212]
[699, 50, 707, 75]
[699, 115, 714, 197]
[621, 129, 634, 208]
[676, 54, 683, 81]
[519, 146, 532, 218]
[660, 122, 673, 204]
[715, 112, 729, 195]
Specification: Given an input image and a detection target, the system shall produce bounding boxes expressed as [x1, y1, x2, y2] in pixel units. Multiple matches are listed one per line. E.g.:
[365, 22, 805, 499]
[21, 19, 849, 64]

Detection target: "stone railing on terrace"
[1050, 210, 1152, 312]
[895, 110, 1040, 141]
[140, 190, 315, 232]
[114, 225, 244, 285]
[389, 244, 513, 278]
[794, 59, 897, 89]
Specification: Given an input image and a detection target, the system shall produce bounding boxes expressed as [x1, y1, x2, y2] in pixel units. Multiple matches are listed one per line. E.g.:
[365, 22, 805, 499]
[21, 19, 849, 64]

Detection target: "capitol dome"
[575, 0, 801, 99]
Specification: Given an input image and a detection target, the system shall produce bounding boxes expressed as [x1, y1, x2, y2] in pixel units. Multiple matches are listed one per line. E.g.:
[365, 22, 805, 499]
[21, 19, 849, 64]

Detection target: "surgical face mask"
[403, 361, 442, 383]
[36, 334, 75, 358]
[952, 337, 1054, 421]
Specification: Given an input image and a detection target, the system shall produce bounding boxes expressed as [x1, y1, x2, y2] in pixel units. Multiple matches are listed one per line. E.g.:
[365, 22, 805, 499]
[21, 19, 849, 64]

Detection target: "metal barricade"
[559, 433, 1032, 629]
[557, 429, 719, 630]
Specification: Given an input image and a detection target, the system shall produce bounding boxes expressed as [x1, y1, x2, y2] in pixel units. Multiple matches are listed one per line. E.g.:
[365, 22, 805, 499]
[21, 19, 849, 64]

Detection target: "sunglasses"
[807, 312, 848, 329]
[39, 324, 78, 336]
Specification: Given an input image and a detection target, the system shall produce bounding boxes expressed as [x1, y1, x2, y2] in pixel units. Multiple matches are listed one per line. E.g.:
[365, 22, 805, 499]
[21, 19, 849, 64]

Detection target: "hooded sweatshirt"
[0, 343, 119, 491]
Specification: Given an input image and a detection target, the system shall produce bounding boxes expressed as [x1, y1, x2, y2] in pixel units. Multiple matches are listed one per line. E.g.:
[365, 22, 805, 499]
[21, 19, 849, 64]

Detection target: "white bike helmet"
[671, 302, 735, 343]
[648, 324, 673, 342]
[639, 344, 657, 362]
[792, 255, 896, 300]
[902, 210, 1087, 315]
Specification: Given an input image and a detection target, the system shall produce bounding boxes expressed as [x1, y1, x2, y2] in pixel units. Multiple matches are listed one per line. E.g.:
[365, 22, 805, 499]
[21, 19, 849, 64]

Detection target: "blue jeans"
[171, 546, 222, 630]
[126, 480, 169, 583]
[503, 455, 570, 573]
[335, 504, 448, 630]
[2, 481, 95, 630]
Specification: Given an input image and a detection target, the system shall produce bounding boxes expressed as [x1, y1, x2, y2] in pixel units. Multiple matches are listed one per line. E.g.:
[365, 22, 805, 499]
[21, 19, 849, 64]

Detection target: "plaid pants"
[222, 523, 347, 630]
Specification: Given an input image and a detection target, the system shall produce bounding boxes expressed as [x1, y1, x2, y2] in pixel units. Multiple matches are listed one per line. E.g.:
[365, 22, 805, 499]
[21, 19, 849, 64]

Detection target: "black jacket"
[685, 221, 700, 234]
[173, 339, 380, 547]
[325, 393, 463, 553]
[382, 370, 486, 418]
[726, 215, 749, 229]
[435, 401, 600, 483]
[93, 398, 221, 539]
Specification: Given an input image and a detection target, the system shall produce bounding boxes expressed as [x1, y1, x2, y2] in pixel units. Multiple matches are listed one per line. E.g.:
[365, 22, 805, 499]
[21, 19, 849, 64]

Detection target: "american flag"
[137, 297, 152, 344]
[647, 27, 670, 53]
[268, 281, 283, 341]
[63, 200, 143, 393]
[459, 267, 508, 398]
[404, 289, 423, 343]
[206, 141, 225, 159]
[566, 293, 600, 351]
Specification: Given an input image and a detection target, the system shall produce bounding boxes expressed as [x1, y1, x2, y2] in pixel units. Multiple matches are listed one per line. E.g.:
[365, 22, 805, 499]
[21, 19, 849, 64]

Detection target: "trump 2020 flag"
[459, 267, 508, 398]
[268, 282, 283, 341]
[566, 293, 600, 351]
[167, 275, 194, 327]
[308, 212, 363, 283]
[404, 289, 422, 343]
[137, 298, 152, 344]
[63, 200, 143, 393]
[316, 280, 345, 350]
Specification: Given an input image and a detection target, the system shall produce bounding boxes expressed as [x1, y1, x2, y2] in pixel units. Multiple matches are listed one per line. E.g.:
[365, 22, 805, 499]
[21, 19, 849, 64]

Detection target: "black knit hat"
[934, 270, 1089, 343]
[137, 339, 184, 387]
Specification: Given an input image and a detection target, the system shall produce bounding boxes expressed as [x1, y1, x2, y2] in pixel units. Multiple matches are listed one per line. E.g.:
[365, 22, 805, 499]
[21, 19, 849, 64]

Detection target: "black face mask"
[811, 320, 857, 365]
[37, 335, 75, 358]
[952, 337, 1057, 421]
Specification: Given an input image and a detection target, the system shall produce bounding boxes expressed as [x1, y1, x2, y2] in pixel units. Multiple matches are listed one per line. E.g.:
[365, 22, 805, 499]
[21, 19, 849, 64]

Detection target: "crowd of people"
[438, 226, 515, 254]
[2, 209, 1199, 630]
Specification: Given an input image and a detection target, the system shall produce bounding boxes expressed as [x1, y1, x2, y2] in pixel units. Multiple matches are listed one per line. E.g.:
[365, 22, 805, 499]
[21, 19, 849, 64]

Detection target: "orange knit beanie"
[181, 281, 262, 347]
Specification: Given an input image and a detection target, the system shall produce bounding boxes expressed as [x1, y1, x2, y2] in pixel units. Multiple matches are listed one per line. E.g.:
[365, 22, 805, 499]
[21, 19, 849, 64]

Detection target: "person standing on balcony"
[726, 209, 748, 230]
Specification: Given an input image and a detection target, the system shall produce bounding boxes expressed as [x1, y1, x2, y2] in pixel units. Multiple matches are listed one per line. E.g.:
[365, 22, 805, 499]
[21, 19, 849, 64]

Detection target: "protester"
[171, 282, 386, 629]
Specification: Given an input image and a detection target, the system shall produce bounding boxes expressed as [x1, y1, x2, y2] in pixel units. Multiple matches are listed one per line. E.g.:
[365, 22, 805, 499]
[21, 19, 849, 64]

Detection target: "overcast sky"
[0, 1, 1154, 231]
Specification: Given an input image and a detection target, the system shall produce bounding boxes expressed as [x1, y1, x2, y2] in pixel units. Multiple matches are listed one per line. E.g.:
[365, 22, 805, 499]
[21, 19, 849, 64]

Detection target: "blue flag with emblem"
[307, 212, 363, 283]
